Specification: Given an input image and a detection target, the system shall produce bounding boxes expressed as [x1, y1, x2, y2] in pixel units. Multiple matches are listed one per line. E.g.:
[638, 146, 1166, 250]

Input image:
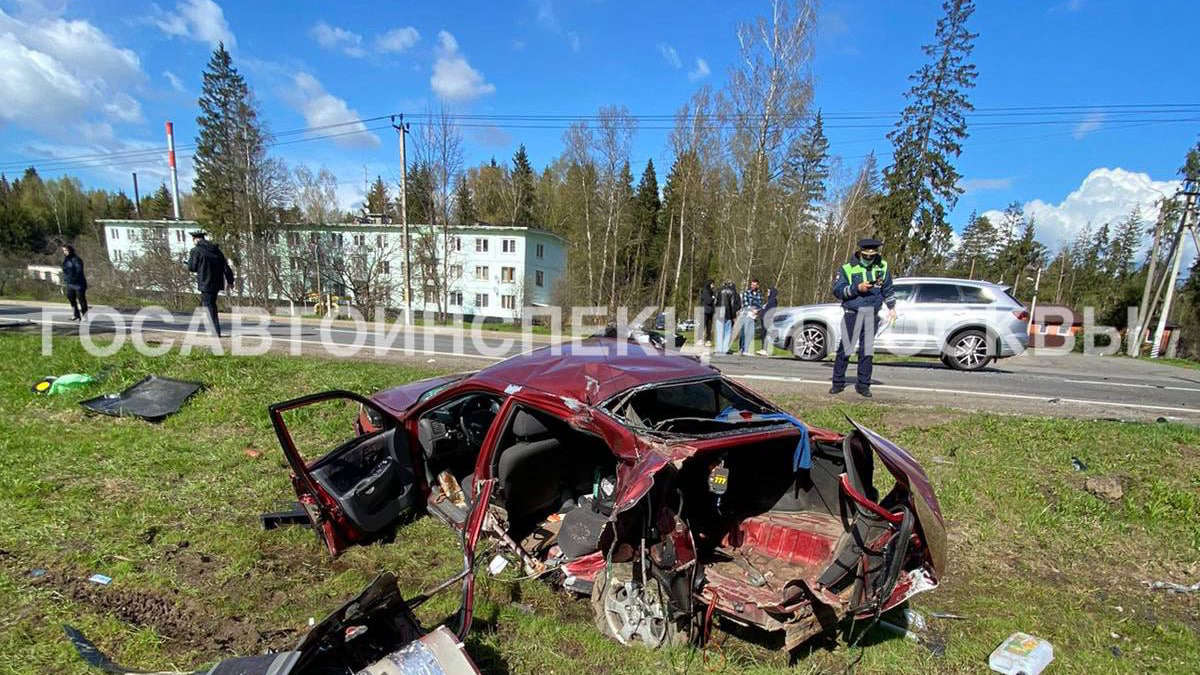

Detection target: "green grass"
[0, 332, 1198, 673]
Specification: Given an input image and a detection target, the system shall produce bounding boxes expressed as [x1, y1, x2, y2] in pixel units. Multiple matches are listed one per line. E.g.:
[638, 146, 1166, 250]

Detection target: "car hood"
[371, 375, 465, 415]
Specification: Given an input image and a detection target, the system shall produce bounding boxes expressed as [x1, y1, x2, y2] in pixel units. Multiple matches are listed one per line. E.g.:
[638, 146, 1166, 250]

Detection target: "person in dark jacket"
[715, 280, 740, 354]
[830, 238, 896, 397]
[187, 231, 235, 337]
[699, 280, 715, 347]
[755, 286, 778, 355]
[737, 278, 764, 355]
[60, 244, 88, 320]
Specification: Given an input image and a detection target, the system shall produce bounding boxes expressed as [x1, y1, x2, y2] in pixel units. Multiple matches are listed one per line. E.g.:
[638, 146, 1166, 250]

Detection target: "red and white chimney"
[165, 121, 182, 220]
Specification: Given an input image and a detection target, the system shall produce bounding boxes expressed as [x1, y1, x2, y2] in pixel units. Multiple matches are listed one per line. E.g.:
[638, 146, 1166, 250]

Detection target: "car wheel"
[791, 323, 829, 361]
[591, 562, 686, 649]
[945, 329, 992, 371]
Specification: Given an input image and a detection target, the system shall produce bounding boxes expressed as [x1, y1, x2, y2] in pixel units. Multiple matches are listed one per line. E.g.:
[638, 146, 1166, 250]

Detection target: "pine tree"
[956, 210, 996, 278]
[193, 42, 267, 239]
[405, 162, 434, 224]
[1109, 208, 1142, 279]
[877, 0, 978, 272]
[453, 175, 475, 226]
[511, 144, 536, 225]
[141, 184, 174, 219]
[783, 111, 830, 225]
[631, 159, 662, 291]
[365, 175, 390, 215]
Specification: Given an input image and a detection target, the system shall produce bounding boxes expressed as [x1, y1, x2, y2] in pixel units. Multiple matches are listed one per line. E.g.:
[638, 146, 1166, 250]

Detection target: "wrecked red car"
[269, 339, 946, 652]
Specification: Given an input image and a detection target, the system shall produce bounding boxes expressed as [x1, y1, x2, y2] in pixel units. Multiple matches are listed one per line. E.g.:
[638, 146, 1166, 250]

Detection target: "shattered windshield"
[605, 377, 783, 435]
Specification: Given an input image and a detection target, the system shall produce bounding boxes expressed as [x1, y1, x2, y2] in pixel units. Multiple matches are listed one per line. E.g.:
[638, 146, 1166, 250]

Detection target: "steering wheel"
[458, 397, 499, 448]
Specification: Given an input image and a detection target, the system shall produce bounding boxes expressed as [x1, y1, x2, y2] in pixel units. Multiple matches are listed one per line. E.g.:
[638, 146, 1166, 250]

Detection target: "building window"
[502, 238, 517, 253]
[127, 228, 134, 240]
[381, 260, 390, 274]
[114, 250, 123, 262]
[535, 270, 544, 287]
[501, 294, 516, 310]
[452, 236, 462, 251]
[111, 228, 119, 240]
[536, 243, 544, 258]
[450, 264, 463, 279]
[424, 288, 437, 304]
[501, 266, 515, 282]
[449, 291, 463, 306]
[175, 229, 184, 242]
[309, 232, 318, 244]
[475, 293, 489, 308]
[353, 234, 365, 247]
[474, 265, 489, 280]
[376, 234, 385, 248]
[475, 237, 488, 253]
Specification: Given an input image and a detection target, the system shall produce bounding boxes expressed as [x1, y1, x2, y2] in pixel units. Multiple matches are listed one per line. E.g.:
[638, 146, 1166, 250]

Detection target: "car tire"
[791, 323, 829, 361]
[945, 329, 993, 371]
[591, 562, 687, 649]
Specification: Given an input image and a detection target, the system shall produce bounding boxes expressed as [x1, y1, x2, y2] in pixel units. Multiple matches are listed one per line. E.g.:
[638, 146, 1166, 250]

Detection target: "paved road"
[5, 302, 1199, 423]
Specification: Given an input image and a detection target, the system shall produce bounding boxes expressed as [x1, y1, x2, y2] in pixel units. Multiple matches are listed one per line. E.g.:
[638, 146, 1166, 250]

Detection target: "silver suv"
[766, 277, 1030, 371]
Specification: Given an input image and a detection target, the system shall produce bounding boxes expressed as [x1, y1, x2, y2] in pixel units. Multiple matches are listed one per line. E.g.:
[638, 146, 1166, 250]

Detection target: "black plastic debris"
[79, 375, 203, 422]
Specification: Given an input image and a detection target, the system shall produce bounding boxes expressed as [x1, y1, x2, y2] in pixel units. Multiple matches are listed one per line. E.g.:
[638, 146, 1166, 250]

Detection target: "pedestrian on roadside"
[737, 278, 763, 355]
[186, 231, 234, 338]
[60, 244, 88, 321]
[715, 280, 740, 354]
[830, 238, 896, 398]
[755, 286, 778, 356]
[699, 280, 715, 347]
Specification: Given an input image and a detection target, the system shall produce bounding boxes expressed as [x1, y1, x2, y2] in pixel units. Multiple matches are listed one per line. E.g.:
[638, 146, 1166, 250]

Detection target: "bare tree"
[411, 106, 464, 321]
[293, 166, 340, 225]
[319, 233, 401, 318]
[126, 228, 194, 310]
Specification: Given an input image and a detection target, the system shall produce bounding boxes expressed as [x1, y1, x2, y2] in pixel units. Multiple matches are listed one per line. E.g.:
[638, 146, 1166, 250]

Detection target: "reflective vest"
[841, 259, 888, 286]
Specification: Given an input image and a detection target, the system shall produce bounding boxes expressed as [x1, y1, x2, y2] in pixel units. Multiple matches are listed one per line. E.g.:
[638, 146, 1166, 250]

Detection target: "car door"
[875, 282, 916, 352]
[910, 283, 966, 353]
[270, 390, 422, 556]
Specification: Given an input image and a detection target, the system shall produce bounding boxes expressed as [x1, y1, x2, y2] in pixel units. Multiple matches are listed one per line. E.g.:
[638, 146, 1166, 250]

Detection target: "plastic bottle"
[988, 632, 1054, 674]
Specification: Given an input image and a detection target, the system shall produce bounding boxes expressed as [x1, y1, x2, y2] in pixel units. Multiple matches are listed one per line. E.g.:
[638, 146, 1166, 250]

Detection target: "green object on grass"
[48, 373, 95, 395]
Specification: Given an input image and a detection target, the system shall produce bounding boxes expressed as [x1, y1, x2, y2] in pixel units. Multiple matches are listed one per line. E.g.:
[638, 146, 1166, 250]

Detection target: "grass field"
[0, 332, 1197, 673]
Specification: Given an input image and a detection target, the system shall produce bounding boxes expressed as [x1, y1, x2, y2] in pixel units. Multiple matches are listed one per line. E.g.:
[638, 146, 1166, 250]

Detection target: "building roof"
[468, 338, 717, 403]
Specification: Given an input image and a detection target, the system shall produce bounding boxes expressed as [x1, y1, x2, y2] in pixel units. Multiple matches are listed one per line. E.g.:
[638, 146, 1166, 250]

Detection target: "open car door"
[270, 390, 421, 556]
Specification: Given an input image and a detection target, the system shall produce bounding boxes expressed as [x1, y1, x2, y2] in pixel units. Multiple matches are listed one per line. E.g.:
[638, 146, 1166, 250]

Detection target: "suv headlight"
[772, 313, 793, 325]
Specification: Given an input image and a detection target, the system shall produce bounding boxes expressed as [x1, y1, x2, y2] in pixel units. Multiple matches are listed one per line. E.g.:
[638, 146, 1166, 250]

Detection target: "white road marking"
[1063, 378, 1200, 393]
[728, 373, 1197, 416]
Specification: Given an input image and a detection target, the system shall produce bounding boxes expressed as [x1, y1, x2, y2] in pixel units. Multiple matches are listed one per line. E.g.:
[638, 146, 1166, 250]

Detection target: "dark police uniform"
[830, 238, 896, 393]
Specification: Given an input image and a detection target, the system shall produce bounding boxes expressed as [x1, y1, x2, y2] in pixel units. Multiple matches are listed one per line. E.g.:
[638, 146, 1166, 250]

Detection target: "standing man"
[738, 278, 763, 356]
[699, 280, 715, 347]
[830, 238, 896, 397]
[755, 286, 778, 356]
[187, 230, 234, 338]
[60, 244, 88, 321]
[715, 280, 740, 354]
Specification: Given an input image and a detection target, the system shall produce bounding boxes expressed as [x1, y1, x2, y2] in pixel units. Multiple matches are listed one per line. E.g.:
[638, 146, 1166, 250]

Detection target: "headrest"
[512, 410, 551, 439]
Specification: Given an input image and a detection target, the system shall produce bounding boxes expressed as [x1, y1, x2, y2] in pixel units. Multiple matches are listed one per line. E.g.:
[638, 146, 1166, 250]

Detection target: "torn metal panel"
[79, 375, 202, 422]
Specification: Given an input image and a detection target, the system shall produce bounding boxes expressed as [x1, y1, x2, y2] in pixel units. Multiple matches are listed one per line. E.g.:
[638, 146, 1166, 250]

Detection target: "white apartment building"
[97, 219, 567, 320]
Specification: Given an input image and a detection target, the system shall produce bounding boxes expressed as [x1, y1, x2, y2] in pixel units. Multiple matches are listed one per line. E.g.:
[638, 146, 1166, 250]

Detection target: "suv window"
[916, 283, 961, 304]
[892, 284, 915, 302]
[957, 285, 994, 304]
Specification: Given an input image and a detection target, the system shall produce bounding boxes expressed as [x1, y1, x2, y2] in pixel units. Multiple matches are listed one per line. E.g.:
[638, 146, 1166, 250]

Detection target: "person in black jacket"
[715, 280, 740, 354]
[755, 286, 778, 355]
[60, 244, 88, 320]
[699, 280, 715, 347]
[187, 231, 235, 337]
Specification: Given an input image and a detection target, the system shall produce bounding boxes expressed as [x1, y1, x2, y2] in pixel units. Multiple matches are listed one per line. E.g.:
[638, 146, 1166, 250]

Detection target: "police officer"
[830, 238, 896, 397]
[186, 231, 234, 337]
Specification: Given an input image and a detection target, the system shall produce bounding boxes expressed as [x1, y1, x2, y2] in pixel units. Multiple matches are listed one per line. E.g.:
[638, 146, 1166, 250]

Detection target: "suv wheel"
[946, 329, 992, 371]
[791, 323, 829, 361]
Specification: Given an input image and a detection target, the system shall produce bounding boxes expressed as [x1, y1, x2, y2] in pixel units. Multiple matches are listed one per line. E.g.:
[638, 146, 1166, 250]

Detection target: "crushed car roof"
[469, 339, 717, 403]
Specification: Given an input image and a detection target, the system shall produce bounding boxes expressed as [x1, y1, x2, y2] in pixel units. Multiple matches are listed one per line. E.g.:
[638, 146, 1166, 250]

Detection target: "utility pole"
[1150, 180, 1198, 357]
[132, 172, 142, 219]
[1129, 197, 1171, 356]
[392, 115, 413, 325]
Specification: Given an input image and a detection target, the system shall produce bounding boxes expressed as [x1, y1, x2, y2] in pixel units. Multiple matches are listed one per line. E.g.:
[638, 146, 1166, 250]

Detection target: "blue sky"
[2, 0, 1198, 251]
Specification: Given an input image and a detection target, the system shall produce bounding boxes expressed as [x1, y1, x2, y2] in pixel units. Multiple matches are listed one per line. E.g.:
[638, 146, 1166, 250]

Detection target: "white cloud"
[512, 39, 527, 51]
[153, 0, 235, 48]
[980, 167, 1178, 251]
[286, 72, 381, 149]
[960, 177, 1013, 194]
[566, 30, 581, 53]
[657, 42, 681, 69]
[163, 70, 185, 92]
[311, 21, 365, 57]
[688, 57, 711, 81]
[0, 8, 144, 132]
[376, 26, 420, 53]
[430, 30, 495, 102]
[1072, 111, 1104, 140]
[535, 0, 559, 31]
